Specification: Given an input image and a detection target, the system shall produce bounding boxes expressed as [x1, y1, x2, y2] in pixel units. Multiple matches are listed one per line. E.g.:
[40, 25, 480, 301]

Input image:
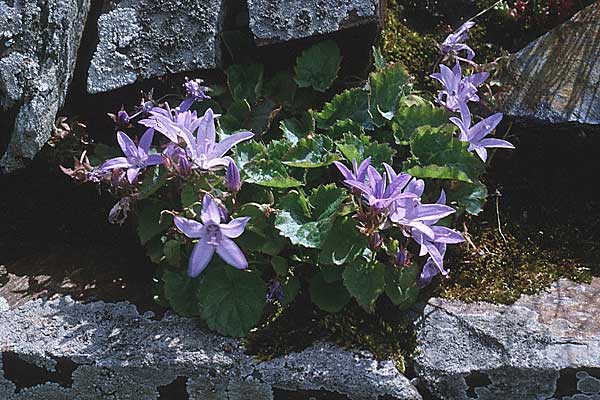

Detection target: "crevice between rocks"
[1, 352, 77, 393]
[157, 376, 189, 400]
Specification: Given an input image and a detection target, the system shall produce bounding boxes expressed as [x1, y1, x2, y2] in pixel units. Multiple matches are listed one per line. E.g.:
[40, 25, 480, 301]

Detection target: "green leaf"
[385, 265, 420, 310]
[274, 185, 345, 248]
[294, 40, 341, 92]
[245, 98, 282, 136]
[244, 158, 303, 188]
[163, 270, 201, 317]
[145, 236, 165, 264]
[393, 101, 450, 145]
[336, 133, 396, 167]
[316, 88, 372, 130]
[447, 181, 488, 216]
[226, 64, 264, 104]
[233, 141, 266, 171]
[281, 275, 301, 306]
[138, 167, 167, 200]
[220, 99, 252, 134]
[326, 119, 365, 140]
[180, 183, 199, 208]
[405, 125, 483, 184]
[137, 201, 172, 245]
[368, 63, 411, 127]
[236, 204, 287, 256]
[283, 135, 340, 168]
[264, 70, 297, 104]
[197, 265, 267, 337]
[343, 261, 386, 311]
[319, 217, 367, 265]
[163, 240, 182, 268]
[372, 46, 386, 69]
[280, 112, 314, 145]
[320, 264, 344, 283]
[271, 255, 289, 277]
[309, 271, 351, 313]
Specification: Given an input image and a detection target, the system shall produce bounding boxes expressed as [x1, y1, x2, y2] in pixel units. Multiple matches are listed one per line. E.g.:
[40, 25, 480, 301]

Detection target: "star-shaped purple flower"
[100, 129, 163, 183]
[344, 164, 415, 209]
[333, 157, 371, 184]
[440, 21, 476, 61]
[450, 103, 515, 162]
[430, 62, 489, 112]
[174, 194, 251, 277]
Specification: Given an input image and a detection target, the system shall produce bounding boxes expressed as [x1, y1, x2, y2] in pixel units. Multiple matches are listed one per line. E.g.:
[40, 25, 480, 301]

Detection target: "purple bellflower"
[163, 143, 191, 177]
[410, 190, 465, 283]
[431, 62, 489, 112]
[179, 78, 210, 112]
[225, 158, 242, 192]
[139, 102, 200, 143]
[344, 164, 415, 209]
[440, 21, 476, 61]
[174, 194, 251, 277]
[333, 157, 371, 184]
[450, 103, 514, 162]
[100, 129, 163, 184]
[182, 108, 254, 170]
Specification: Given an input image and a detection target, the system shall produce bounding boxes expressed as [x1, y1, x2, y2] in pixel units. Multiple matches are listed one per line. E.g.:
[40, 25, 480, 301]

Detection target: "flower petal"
[138, 128, 155, 155]
[188, 237, 215, 277]
[333, 161, 354, 181]
[174, 216, 205, 239]
[145, 154, 164, 167]
[220, 217, 250, 239]
[196, 108, 217, 149]
[201, 194, 222, 225]
[126, 167, 141, 184]
[211, 131, 254, 159]
[100, 157, 130, 170]
[432, 226, 465, 244]
[470, 113, 503, 142]
[117, 131, 138, 160]
[216, 237, 248, 269]
[478, 138, 515, 149]
[416, 203, 456, 221]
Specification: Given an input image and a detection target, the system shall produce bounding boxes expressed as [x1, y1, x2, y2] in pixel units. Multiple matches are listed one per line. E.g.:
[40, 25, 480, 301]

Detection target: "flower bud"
[226, 160, 242, 193]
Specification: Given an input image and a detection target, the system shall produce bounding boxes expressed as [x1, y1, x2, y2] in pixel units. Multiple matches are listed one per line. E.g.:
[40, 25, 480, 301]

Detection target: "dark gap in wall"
[272, 387, 352, 400]
[1, 352, 77, 392]
[0, 103, 18, 163]
[464, 371, 492, 398]
[157, 376, 189, 400]
[554, 367, 600, 398]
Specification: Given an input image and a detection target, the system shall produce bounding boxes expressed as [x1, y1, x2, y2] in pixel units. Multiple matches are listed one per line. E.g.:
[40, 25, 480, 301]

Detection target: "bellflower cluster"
[335, 158, 465, 285]
[433, 21, 514, 162]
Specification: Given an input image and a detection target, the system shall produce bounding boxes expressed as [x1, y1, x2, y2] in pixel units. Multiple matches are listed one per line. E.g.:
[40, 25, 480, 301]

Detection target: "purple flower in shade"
[163, 143, 191, 177]
[174, 194, 251, 277]
[430, 62, 489, 112]
[139, 102, 200, 143]
[100, 129, 164, 184]
[418, 257, 439, 288]
[449, 103, 515, 162]
[440, 21, 476, 61]
[179, 78, 210, 112]
[333, 157, 371, 184]
[395, 247, 412, 267]
[108, 109, 131, 129]
[410, 190, 465, 283]
[225, 158, 242, 192]
[267, 280, 285, 303]
[345, 164, 416, 209]
[182, 108, 254, 170]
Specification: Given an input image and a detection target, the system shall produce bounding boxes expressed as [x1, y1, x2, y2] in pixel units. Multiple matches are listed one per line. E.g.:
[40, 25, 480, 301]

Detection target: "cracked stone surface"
[414, 278, 600, 400]
[0, 0, 91, 172]
[87, 0, 223, 94]
[0, 296, 421, 400]
[247, 0, 381, 45]
[497, 1, 600, 125]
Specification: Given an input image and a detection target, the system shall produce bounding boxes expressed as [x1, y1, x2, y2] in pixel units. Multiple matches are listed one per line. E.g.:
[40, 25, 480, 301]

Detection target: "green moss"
[244, 296, 416, 373]
[439, 224, 592, 304]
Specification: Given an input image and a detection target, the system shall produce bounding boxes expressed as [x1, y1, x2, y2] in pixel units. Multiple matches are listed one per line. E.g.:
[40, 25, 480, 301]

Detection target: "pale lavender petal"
[188, 237, 215, 277]
[201, 194, 222, 225]
[466, 71, 489, 87]
[100, 157, 130, 170]
[216, 237, 248, 269]
[473, 145, 488, 162]
[117, 131, 138, 160]
[145, 154, 164, 166]
[470, 113, 503, 142]
[197, 108, 216, 148]
[418, 258, 440, 287]
[174, 216, 205, 239]
[410, 221, 435, 240]
[126, 167, 141, 183]
[344, 180, 372, 196]
[416, 203, 456, 221]
[478, 138, 515, 149]
[138, 128, 155, 154]
[140, 114, 180, 142]
[178, 97, 194, 113]
[203, 157, 231, 170]
[333, 161, 355, 181]
[405, 178, 425, 197]
[430, 72, 443, 83]
[383, 163, 397, 182]
[437, 189, 447, 205]
[211, 131, 254, 159]
[356, 157, 371, 182]
[458, 101, 472, 130]
[440, 64, 455, 88]
[432, 226, 465, 244]
[426, 241, 445, 271]
[220, 217, 251, 238]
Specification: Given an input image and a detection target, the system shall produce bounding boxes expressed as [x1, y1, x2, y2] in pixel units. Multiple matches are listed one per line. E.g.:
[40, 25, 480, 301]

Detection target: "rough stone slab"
[87, 0, 223, 94]
[414, 278, 600, 400]
[497, 1, 600, 125]
[0, 296, 421, 400]
[247, 0, 381, 45]
[0, 0, 91, 173]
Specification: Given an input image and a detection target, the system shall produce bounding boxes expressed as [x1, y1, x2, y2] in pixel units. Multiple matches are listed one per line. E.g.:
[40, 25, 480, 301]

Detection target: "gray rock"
[247, 0, 381, 45]
[0, 0, 91, 173]
[0, 295, 421, 400]
[414, 278, 600, 399]
[0, 297, 7, 312]
[87, 0, 223, 94]
[497, 1, 600, 125]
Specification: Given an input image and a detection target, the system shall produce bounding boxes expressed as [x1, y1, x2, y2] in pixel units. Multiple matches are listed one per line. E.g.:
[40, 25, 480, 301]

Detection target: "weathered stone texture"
[247, 0, 380, 44]
[87, 0, 223, 94]
[0, 296, 421, 399]
[414, 278, 600, 399]
[0, 0, 91, 172]
[498, 1, 600, 125]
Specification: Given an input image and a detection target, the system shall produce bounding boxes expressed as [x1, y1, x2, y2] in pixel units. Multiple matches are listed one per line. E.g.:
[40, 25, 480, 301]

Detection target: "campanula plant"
[65, 20, 513, 337]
